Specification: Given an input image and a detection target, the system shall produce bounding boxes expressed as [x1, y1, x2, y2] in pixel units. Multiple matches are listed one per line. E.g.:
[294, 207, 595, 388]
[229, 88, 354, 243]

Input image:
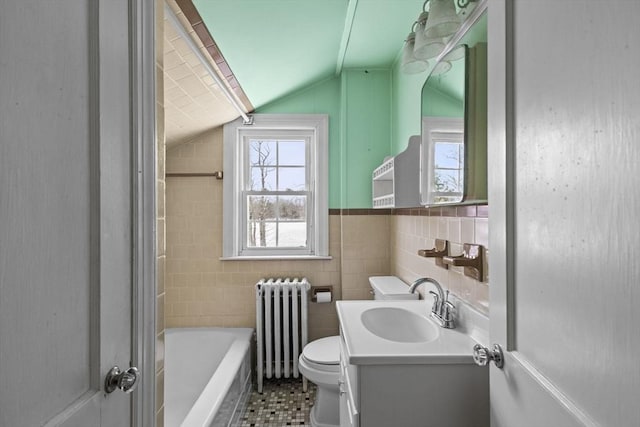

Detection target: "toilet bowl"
[298, 336, 341, 427]
[300, 276, 417, 427]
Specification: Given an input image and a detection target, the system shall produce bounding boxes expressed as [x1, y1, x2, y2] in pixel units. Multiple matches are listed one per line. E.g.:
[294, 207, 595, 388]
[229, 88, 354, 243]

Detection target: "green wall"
[256, 77, 342, 208]
[340, 69, 391, 208]
[251, 13, 486, 209]
[421, 84, 464, 117]
[390, 60, 428, 156]
[257, 69, 391, 209]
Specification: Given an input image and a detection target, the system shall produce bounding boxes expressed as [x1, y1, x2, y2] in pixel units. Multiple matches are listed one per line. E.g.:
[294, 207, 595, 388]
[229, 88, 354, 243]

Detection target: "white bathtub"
[165, 327, 253, 427]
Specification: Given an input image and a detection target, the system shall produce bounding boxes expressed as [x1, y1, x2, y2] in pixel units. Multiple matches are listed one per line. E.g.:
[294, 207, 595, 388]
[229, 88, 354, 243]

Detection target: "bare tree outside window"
[247, 139, 308, 248]
[433, 141, 464, 203]
[249, 140, 274, 247]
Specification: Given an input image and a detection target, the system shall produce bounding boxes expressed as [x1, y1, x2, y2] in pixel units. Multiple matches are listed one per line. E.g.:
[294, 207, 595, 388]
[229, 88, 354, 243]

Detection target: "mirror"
[420, 12, 487, 206]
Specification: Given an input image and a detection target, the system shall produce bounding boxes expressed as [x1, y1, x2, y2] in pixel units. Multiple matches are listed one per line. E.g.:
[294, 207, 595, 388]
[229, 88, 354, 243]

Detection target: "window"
[223, 114, 329, 259]
[421, 116, 464, 205]
[431, 131, 464, 203]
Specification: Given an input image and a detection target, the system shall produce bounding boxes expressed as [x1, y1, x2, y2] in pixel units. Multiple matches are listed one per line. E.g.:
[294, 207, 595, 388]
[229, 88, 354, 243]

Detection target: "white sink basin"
[360, 307, 439, 343]
[337, 301, 480, 364]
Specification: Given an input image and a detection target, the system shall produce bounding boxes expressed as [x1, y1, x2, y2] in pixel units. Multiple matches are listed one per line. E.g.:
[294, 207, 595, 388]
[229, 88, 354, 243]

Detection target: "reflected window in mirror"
[422, 117, 464, 205]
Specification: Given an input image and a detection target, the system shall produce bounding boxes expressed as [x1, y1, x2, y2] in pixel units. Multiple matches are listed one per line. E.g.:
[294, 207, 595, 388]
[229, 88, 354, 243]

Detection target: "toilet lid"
[302, 336, 340, 365]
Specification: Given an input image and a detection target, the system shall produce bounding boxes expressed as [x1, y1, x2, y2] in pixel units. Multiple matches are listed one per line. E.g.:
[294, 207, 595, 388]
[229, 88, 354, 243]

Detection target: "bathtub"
[165, 327, 254, 427]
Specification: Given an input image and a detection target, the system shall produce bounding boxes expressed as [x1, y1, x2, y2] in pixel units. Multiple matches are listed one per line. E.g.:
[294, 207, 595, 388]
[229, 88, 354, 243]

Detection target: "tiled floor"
[233, 378, 317, 426]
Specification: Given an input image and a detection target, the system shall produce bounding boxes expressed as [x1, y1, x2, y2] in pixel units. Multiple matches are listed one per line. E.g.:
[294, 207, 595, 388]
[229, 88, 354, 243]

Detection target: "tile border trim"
[329, 205, 488, 218]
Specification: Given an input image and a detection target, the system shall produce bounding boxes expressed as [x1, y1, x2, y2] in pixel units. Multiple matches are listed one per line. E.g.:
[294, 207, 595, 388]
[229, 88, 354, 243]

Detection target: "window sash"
[240, 133, 314, 255]
[241, 191, 313, 253]
[243, 134, 311, 192]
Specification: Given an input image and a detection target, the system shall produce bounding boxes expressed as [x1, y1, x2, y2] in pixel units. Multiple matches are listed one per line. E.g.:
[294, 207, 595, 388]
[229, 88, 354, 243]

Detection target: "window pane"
[247, 221, 276, 247]
[249, 140, 276, 167]
[278, 140, 305, 166]
[250, 166, 276, 190]
[248, 196, 276, 220]
[278, 167, 306, 191]
[434, 169, 462, 193]
[434, 142, 463, 169]
[278, 222, 307, 247]
[278, 196, 306, 220]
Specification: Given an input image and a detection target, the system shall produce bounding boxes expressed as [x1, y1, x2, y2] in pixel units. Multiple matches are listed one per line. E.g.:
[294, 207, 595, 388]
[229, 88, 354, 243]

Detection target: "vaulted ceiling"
[192, 0, 425, 108]
[163, 0, 426, 146]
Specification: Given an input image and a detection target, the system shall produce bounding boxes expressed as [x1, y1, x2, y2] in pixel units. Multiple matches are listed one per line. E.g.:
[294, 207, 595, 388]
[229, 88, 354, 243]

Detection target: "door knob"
[473, 344, 504, 369]
[105, 366, 140, 394]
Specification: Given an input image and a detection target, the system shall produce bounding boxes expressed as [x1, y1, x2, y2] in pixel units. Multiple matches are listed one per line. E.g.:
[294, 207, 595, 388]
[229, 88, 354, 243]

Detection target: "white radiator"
[255, 277, 310, 393]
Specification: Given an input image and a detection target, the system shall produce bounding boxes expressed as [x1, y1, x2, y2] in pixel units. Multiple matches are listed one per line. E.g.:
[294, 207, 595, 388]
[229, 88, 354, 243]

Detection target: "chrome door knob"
[473, 344, 504, 369]
[105, 366, 140, 394]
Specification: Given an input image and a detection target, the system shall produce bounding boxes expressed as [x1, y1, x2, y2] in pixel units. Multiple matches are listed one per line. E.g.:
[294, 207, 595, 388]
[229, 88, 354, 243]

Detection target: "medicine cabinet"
[420, 9, 487, 206]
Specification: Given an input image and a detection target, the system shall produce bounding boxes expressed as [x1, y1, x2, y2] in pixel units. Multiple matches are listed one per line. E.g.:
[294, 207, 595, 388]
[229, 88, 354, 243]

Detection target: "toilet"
[298, 276, 418, 427]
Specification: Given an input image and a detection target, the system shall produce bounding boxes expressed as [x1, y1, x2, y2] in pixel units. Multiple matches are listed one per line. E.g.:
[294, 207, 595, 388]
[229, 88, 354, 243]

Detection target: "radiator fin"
[255, 277, 310, 393]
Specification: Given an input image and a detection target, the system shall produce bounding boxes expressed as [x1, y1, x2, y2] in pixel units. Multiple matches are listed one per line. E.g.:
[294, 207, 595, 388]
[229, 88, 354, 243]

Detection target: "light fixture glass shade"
[414, 12, 445, 60]
[424, 0, 460, 39]
[431, 60, 452, 75]
[443, 44, 465, 61]
[401, 32, 428, 74]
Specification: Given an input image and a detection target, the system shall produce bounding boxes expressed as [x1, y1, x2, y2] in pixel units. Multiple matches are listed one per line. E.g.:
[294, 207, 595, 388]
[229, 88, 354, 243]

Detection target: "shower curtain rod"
[166, 171, 223, 179]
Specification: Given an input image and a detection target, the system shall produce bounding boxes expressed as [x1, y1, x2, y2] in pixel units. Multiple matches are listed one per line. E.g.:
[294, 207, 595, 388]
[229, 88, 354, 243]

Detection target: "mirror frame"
[419, 2, 488, 207]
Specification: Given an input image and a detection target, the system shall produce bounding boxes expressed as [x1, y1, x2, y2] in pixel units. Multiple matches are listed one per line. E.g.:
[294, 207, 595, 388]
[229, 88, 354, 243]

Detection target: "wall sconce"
[424, 0, 460, 39]
[414, 12, 444, 60]
[401, 0, 477, 74]
[400, 25, 429, 74]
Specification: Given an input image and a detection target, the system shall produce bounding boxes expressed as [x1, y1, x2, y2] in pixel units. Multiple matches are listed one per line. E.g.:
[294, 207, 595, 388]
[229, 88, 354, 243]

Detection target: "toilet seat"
[302, 336, 340, 365]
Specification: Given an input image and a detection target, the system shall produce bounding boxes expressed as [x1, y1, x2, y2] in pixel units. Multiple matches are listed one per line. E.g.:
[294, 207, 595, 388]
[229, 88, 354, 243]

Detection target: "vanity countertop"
[336, 300, 480, 365]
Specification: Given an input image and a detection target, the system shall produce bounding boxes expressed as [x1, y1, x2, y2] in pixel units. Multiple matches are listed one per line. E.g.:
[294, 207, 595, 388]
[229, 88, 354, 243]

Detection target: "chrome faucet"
[409, 277, 455, 329]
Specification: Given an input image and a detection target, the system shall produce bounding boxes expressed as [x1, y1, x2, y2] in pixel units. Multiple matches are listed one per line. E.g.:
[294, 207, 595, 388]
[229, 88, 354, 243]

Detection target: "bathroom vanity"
[336, 300, 489, 427]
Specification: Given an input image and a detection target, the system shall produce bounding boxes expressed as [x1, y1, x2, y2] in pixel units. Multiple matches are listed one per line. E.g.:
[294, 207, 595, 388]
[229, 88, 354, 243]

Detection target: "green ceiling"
[193, 0, 425, 109]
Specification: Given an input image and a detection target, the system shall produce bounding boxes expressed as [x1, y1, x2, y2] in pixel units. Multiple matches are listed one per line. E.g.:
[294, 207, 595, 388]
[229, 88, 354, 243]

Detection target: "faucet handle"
[428, 290, 440, 312]
[442, 300, 456, 328]
[443, 300, 455, 316]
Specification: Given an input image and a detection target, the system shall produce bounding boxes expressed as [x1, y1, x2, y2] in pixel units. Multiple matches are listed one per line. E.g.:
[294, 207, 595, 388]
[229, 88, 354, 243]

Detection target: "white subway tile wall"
[390, 215, 489, 315]
[165, 128, 390, 342]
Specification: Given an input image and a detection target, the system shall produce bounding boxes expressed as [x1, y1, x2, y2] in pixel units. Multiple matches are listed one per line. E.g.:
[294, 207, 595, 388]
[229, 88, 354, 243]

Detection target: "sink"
[360, 307, 439, 343]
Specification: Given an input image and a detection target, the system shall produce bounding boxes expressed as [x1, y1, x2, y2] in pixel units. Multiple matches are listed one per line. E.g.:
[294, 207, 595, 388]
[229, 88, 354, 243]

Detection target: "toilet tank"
[369, 276, 419, 300]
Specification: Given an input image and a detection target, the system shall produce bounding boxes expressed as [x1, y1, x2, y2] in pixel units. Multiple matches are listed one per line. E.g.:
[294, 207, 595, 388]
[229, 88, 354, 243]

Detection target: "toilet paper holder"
[311, 286, 333, 303]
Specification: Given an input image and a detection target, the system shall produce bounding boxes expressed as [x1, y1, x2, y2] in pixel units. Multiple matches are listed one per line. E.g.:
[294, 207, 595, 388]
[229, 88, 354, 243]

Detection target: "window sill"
[219, 255, 333, 261]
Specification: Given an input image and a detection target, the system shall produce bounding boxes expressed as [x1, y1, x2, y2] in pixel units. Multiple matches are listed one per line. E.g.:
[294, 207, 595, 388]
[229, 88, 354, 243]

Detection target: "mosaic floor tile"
[232, 377, 316, 426]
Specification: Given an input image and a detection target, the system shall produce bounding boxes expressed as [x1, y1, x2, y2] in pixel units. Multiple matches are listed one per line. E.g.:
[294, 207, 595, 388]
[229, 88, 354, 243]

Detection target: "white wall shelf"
[371, 135, 421, 208]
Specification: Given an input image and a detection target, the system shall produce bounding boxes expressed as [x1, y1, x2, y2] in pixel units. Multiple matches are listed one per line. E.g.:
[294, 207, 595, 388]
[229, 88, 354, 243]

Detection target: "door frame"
[129, 0, 157, 426]
[487, 0, 514, 351]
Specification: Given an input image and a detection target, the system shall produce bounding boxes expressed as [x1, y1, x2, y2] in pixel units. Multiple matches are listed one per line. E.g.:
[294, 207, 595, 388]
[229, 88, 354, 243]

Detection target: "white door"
[0, 1, 147, 426]
[488, 1, 640, 426]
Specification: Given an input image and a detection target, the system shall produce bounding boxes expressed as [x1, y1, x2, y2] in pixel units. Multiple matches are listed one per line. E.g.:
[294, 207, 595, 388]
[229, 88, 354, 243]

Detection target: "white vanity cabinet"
[339, 335, 359, 427]
[371, 136, 420, 208]
[336, 300, 490, 427]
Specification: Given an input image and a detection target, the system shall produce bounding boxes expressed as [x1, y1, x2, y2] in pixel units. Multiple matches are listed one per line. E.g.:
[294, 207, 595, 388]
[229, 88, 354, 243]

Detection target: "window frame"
[430, 130, 465, 200]
[421, 116, 465, 205]
[222, 114, 329, 259]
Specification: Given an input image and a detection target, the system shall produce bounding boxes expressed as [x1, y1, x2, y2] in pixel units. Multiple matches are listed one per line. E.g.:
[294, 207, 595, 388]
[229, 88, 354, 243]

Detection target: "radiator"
[255, 277, 310, 393]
